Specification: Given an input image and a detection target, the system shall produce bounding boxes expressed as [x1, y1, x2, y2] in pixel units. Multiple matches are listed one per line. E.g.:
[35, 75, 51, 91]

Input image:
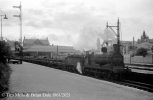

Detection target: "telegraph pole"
[56, 45, 58, 60]
[13, 2, 23, 64]
[117, 18, 120, 53]
[107, 18, 120, 53]
[0, 13, 8, 41]
[151, 46, 153, 64]
[13, 2, 22, 45]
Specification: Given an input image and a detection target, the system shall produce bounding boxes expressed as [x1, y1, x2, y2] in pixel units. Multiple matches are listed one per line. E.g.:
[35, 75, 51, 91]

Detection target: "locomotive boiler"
[87, 44, 123, 66]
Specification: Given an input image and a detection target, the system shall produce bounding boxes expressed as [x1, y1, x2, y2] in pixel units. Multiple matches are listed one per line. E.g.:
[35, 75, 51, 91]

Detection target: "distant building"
[137, 30, 153, 45]
[23, 37, 80, 59]
[121, 31, 153, 55]
[121, 41, 133, 54]
[23, 37, 50, 47]
[96, 38, 101, 54]
[136, 31, 153, 51]
[137, 31, 149, 43]
[149, 39, 153, 44]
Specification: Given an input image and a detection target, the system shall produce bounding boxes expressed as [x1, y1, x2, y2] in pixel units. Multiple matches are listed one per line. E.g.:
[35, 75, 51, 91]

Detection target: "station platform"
[7, 62, 153, 100]
[130, 68, 153, 74]
[125, 63, 153, 67]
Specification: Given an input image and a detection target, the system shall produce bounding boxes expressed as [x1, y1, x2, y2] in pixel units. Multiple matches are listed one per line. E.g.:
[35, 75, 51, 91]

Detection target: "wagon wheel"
[94, 69, 99, 78]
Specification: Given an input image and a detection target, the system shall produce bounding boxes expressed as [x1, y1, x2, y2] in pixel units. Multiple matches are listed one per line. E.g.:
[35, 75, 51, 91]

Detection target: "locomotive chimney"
[113, 44, 118, 53]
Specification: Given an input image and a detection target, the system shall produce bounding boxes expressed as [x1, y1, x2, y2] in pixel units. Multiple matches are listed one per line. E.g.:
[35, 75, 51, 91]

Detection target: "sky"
[0, 0, 153, 50]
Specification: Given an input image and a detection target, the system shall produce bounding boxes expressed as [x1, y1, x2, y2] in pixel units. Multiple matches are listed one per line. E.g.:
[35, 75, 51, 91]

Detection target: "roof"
[121, 41, 133, 46]
[23, 38, 50, 47]
[149, 39, 153, 43]
[136, 42, 153, 49]
[121, 41, 132, 43]
[23, 45, 78, 53]
[24, 45, 56, 52]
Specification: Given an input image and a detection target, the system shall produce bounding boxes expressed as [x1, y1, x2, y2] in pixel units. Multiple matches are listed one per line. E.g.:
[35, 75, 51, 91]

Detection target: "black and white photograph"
[0, 0, 153, 100]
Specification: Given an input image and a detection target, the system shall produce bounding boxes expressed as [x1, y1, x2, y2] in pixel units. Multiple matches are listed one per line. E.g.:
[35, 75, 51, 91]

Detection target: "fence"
[124, 54, 153, 64]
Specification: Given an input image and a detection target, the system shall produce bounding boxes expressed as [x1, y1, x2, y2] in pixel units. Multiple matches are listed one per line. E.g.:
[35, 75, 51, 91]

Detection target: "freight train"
[22, 43, 130, 80]
[22, 19, 131, 80]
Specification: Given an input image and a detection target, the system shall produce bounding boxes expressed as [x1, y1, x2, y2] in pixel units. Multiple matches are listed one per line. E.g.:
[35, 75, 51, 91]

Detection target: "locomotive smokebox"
[113, 44, 118, 53]
[101, 47, 107, 53]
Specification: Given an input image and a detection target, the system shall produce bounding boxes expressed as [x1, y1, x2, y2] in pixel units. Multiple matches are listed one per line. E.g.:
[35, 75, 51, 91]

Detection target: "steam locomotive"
[64, 44, 130, 80]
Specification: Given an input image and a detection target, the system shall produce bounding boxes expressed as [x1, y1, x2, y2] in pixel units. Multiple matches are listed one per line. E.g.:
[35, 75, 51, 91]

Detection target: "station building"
[23, 37, 80, 59]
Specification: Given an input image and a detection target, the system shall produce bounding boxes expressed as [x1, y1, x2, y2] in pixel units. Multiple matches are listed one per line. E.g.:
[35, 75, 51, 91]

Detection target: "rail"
[119, 80, 153, 92]
[125, 63, 153, 67]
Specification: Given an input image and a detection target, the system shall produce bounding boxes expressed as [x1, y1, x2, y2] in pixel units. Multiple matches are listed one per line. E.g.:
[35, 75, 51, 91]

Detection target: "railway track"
[85, 74, 153, 93]
[119, 80, 153, 92]
[127, 66, 153, 71]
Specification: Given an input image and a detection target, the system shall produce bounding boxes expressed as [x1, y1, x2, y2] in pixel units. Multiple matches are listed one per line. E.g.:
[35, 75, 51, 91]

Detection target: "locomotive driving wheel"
[94, 72, 99, 78]
[103, 71, 113, 80]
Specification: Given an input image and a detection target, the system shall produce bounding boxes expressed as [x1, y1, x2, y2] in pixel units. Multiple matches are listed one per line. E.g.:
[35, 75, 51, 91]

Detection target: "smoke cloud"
[74, 24, 117, 50]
